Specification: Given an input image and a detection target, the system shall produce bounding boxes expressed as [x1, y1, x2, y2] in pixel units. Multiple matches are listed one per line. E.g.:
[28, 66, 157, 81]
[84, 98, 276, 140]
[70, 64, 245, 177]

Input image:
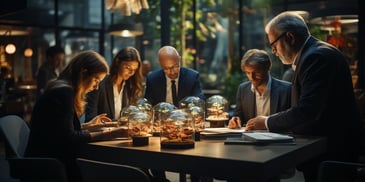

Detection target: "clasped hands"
[228, 116, 268, 131]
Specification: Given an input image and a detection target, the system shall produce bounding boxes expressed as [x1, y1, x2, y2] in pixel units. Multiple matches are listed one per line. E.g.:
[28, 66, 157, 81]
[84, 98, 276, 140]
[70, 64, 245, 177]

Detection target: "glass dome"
[152, 102, 177, 136]
[119, 105, 140, 126]
[178, 96, 206, 132]
[178, 96, 205, 109]
[136, 98, 153, 113]
[128, 110, 152, 137]
[127, 106, 153, 146]
[206, 95, 229, 127]
[135, 98, 153, 122]
[160, 109, 195, 149]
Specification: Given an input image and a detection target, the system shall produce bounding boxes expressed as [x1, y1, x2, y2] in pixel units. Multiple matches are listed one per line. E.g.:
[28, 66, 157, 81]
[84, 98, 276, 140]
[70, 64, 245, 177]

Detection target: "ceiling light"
[108, 23, 143, 37]
[105, 0, 149, 16]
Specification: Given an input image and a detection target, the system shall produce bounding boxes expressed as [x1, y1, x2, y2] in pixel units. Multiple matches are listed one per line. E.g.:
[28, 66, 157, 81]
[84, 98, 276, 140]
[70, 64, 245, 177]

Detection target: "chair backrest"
[76, 158, 151, 182]
[0, 115, 30, 158]
[318, 160, 365, 182]
[0, 115, 68, 182]
[8, 157, 68, 182]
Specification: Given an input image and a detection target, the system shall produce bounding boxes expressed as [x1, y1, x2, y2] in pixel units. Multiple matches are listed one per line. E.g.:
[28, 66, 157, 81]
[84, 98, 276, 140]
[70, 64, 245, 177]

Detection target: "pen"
[234, 117, 241, 128]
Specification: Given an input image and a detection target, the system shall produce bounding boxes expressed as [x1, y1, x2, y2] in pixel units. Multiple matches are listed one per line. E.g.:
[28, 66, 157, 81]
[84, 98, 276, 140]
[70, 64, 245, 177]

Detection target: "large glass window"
[0, 0, 360, 103]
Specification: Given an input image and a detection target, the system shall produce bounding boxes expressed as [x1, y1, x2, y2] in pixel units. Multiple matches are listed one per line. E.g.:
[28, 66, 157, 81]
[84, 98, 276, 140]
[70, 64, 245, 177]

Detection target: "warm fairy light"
[5, 43, 16, 54]
[24, 48, 33, 57]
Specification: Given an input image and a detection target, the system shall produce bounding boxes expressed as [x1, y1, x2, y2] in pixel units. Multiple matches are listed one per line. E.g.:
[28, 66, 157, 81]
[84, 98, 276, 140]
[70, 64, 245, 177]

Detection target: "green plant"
[223, 56, 247, 105]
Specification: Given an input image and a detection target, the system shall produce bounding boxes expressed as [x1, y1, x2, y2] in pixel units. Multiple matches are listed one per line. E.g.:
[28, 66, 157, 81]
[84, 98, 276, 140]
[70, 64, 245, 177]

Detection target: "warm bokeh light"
[5, 44, 16, 54]
[24, 48, 33, 57]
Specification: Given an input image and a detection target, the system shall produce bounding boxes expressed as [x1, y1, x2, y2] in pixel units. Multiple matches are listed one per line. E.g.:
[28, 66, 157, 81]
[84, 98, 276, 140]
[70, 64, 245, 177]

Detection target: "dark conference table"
[79, 135, 326, 182]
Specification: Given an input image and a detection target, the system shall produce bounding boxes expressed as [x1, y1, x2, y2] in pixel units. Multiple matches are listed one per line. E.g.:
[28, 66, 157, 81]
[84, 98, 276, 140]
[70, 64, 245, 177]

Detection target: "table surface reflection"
[80, 136, 326, 182]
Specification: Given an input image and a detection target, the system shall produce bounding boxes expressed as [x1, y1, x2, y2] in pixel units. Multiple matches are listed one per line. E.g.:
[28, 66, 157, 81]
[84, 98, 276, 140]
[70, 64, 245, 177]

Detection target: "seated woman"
[25, 50, 126, 182]
[85, 47, 143, 122]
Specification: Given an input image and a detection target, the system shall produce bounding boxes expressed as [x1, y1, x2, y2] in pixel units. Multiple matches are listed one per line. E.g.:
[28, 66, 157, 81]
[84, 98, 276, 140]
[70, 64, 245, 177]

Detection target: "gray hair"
[265, 11, 310, 39]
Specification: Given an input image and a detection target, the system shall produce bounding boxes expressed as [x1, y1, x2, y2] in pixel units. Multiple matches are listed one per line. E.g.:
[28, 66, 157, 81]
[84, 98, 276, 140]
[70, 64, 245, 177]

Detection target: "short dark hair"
[46, 45, 65, 58]
[241, 49, 272, 71]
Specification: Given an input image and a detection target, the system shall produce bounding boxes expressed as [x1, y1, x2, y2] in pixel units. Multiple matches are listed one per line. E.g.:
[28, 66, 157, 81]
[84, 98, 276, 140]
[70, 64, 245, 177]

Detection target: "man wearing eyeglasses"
[144, 45, 205, 107]
[144, 45, 205, 182]
[245, 11, 363, 182]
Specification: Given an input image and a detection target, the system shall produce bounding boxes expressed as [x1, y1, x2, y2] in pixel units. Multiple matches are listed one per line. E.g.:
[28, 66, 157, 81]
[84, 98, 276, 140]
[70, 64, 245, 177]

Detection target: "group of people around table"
[25, 11, 364, 182]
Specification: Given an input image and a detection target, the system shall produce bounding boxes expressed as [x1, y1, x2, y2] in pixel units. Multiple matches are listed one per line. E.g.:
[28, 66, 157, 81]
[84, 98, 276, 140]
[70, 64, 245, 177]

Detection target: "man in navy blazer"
[228, 49, 291, 128]
[144, 45, 205, 107]
[144, 45, 205, 182]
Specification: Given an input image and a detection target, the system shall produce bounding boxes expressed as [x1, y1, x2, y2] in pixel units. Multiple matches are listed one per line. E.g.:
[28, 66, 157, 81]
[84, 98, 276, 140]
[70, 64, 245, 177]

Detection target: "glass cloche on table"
[178, 96, 205, 140]
[205, 95, 229, 127]
[135, 98, 153, 118]
[160, 109, 195, 149]
[152, 102, 177, 136]
[120, 104, 153, 146]
[119, 105, 140, 127]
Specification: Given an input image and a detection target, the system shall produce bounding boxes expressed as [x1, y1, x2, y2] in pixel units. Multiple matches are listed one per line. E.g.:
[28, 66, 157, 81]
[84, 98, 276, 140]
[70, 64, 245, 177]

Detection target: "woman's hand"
[82, 113, 112, 130]
[90, 113, 112, 125]
[90, 126, 128, 141]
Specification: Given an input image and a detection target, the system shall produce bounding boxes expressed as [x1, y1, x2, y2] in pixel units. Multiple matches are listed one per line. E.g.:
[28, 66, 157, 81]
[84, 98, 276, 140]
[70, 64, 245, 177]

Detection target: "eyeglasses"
[270, 32, 287, 52]
[162, 64, 180, 72]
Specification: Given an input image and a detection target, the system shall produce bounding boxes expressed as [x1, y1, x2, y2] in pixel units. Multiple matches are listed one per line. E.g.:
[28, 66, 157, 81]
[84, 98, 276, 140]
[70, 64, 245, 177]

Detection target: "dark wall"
[0, 0, 27, 16]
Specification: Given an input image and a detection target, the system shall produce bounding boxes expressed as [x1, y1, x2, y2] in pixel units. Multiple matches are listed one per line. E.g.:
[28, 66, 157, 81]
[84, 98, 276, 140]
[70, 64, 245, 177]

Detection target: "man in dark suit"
[144, 45, 205, 107]
[36, 46, 65, 99]
[246, 11, 364, 182]
[227, 49, 292, 182]
[144, 46, 205, 182]
[228, 49, 291, 128]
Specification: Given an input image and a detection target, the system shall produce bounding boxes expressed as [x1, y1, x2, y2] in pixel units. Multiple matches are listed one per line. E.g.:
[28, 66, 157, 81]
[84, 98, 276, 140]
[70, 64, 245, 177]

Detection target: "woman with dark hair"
[85, 46, 143, 121]
[25, 50, 126, 182]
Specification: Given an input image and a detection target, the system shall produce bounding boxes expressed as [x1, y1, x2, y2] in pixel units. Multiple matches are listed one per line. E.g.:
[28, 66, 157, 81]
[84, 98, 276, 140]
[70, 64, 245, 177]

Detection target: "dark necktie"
[171, 80, 178, 106]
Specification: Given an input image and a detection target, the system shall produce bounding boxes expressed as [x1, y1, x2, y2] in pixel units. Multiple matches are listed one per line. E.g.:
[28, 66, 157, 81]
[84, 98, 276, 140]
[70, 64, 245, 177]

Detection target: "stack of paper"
[200, 127, 246, 138]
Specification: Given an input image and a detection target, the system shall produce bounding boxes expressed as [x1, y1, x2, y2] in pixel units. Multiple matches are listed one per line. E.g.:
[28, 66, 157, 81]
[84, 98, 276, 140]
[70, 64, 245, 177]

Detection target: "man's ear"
[286, 32, 295, 45]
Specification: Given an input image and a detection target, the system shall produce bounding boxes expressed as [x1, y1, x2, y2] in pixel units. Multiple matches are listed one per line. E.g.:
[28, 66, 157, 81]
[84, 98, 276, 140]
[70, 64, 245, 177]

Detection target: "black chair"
[318, 160, 365, 182]
[76, 158, 151, 182]
[0, 115, 68, 182]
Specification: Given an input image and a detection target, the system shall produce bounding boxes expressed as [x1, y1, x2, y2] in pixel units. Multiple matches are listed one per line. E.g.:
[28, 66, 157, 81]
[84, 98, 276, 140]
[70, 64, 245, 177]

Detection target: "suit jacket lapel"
[177, 68, 185, 101]
[270, 79, 279, 113]
[105, 78, 115, 117]
[247, 85, 256, 118]
[158, 70, 167, 102]
[291, 36, 315, 107]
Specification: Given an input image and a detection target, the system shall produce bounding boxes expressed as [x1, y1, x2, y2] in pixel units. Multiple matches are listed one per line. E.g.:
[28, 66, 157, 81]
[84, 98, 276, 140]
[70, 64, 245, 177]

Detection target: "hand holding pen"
[228, 116, 242, 129]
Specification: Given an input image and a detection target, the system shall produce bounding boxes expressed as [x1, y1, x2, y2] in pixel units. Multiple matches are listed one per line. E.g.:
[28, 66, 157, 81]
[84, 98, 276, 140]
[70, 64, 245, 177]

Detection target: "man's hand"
[228, 116, 242, 129]
[245, 116, 268, 131]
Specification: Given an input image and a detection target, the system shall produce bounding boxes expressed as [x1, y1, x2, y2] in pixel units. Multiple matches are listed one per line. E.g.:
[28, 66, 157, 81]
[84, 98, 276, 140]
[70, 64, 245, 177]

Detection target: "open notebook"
[224, 131, 295, 145]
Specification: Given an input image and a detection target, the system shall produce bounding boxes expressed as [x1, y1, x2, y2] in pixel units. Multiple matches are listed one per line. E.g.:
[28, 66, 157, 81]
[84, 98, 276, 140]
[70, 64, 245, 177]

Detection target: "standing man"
[245, 11, 363, 182]
[36, 45, 65, 99]
[144, 45, 205, 107]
